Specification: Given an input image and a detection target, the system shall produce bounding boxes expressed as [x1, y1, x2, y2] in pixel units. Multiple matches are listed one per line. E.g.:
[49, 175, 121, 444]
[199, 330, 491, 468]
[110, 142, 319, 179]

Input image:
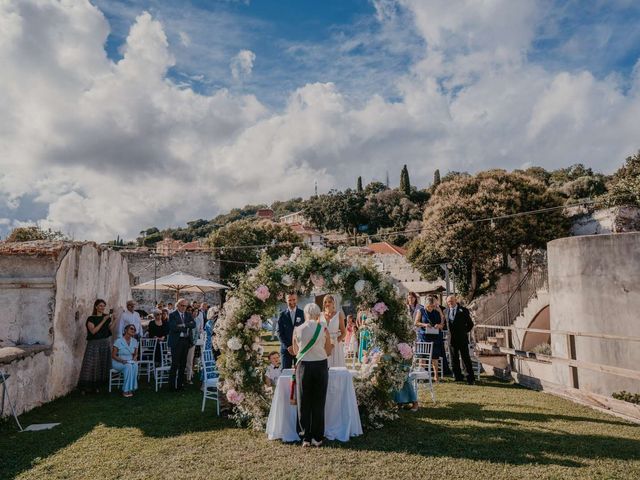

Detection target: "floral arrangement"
[214, 248, 414, 430]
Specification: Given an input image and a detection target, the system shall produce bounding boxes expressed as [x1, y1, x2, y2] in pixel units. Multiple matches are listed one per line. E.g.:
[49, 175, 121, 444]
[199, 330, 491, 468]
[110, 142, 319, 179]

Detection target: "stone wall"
[0, 242, 131, 415]
[548, 232, 640, 396]
[569, 205, 640, 236]
[122, 250, 222, 311]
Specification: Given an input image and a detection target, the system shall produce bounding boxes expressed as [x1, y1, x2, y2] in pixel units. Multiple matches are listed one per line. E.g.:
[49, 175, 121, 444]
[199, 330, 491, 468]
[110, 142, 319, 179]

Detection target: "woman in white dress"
[320, 295, 347, 368]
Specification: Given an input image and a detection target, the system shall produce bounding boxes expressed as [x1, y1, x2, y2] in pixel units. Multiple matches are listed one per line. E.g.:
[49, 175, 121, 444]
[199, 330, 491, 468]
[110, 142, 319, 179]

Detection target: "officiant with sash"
[277, 292, 305, 369]
[292, 303, 333, 447]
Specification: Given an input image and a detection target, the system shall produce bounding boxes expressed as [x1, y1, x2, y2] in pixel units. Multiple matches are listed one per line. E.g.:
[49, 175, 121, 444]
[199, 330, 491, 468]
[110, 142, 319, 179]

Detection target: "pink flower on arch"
[255, 285, 270, 302]
[226, 389, 245, 404]
[372, 302, 388, 316]
[397, 342, 413, 360]
[247, 314, 262, 330]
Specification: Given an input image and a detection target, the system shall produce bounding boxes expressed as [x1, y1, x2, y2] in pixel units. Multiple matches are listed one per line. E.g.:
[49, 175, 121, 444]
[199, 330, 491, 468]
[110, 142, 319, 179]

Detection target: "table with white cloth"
[266, 367, 363, 442]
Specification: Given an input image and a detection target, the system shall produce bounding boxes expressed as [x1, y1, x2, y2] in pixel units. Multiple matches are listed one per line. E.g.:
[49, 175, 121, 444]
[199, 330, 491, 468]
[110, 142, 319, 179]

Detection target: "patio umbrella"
[132, 271, 229, 301]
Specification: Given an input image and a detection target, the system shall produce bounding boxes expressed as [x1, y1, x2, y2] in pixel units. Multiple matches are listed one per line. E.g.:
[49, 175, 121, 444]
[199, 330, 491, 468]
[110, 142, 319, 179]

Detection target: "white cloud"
[230, 49, 256, 80]
[1, 0, 639, 242]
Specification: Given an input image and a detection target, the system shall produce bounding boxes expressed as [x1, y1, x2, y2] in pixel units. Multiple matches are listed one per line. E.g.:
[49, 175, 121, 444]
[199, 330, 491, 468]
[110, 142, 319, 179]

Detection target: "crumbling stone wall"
[0, 242, 130, 415]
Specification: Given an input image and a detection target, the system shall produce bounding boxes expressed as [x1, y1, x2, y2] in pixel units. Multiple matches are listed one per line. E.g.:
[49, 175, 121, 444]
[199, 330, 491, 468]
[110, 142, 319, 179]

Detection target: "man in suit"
[445, 295, 475, 385]
[277, 292, 305, 369]
[168, 298, 196, 391]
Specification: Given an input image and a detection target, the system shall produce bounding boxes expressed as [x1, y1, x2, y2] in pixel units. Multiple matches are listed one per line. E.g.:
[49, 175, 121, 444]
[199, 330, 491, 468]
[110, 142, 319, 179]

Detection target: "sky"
[1, 0, 640, 241]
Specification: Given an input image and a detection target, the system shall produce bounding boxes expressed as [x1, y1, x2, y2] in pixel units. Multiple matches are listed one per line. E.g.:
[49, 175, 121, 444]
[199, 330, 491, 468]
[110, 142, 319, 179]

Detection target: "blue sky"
[2, 0, 640, 240]
[94, 0, 640, 104]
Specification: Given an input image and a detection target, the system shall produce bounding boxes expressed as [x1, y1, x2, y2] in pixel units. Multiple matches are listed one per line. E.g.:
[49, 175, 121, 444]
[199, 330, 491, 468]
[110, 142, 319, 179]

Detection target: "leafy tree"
[357, 176, 363, 192]
[521, 166, 551, 185]
[440, 171, 470, 184]
[6, 226, 67, 242]
[362, 189, 421, 232]
[559, 174, 607, 201]
[399, 165, 411, 195]
[303, 189, 365, 233]
[208, 219, 303, 284]
[549, 164, 594, 187]
[407, 170, 568, 300]
[364, 181, 387, 196]
[605, 151, 640, 207]
[271, 198, 305, 219]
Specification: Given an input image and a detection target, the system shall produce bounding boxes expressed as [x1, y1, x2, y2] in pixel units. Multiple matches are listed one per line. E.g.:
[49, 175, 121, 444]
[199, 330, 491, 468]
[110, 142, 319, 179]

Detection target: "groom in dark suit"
[277, 292, 305, 369]
[445, 295, 476, 385]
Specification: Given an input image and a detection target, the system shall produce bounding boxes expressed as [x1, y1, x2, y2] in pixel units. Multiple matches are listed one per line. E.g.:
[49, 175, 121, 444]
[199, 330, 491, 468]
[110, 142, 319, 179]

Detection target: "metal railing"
[474, 265, 548, 344]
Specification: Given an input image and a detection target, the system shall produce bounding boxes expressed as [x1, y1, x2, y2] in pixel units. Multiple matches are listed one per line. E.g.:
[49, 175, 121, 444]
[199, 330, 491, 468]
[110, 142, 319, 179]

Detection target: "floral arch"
[214, 248, 414, 430]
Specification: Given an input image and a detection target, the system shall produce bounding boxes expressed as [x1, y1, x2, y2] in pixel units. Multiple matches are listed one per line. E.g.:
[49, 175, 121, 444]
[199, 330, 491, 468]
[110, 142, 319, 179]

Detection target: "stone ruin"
[0, 241, 130, 415]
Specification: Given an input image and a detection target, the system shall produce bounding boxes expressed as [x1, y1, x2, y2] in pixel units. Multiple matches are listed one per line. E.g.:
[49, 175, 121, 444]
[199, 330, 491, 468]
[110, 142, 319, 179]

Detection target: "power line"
[104, 195, 620, 254]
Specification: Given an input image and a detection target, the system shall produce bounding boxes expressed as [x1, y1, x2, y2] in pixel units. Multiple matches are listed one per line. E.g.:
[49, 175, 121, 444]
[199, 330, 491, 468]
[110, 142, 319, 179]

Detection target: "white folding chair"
[109, 368, 123, 393]
[138, 338, 157, 383]
[154, 341, 171, 392]
[201, 349, 219, 415]
[410, 341, 436, 403]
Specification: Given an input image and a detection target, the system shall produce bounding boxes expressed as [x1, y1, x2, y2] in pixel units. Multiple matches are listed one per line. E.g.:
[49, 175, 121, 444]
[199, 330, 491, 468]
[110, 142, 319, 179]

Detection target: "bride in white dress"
[320, 295, 347, 368]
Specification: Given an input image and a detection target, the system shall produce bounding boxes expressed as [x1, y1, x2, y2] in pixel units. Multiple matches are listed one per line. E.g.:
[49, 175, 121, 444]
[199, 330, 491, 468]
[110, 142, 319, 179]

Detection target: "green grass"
[2, 377, 639, 480]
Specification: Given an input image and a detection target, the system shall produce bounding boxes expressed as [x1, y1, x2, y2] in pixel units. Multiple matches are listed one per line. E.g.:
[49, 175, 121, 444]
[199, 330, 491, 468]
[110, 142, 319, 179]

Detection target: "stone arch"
[522, 305, 550, 351]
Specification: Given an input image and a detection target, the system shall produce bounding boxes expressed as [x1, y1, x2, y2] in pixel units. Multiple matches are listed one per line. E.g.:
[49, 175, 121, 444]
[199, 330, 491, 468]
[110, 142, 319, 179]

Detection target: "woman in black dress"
[147, 310, 169, 365]
[414, 296, 444, 382]
[78, 299, 116, 393]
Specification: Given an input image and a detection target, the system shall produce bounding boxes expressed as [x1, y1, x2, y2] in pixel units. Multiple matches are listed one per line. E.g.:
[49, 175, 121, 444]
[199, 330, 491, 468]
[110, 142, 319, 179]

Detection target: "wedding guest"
[445, 295, 475, 385]
[265, 352, 282, 387]
[161, 309, 169, 324]
[277, 292, 305, 369]
[167, 302, 175, 314]
[321, 295, 346, 368]
[292, 303, 333, 447]
[406, 291, 421, 323]
[117, 300, 142, 339]
[356, 309, 371, 363]
[415, 297, 444, 382]
[78, 299, 116, 393]
[148, 310, 169, 365]
[344, 315, 358, 355]
[204, 307, 217, 351]
[168, 298, 196, 391]
[112, 324, 139, 397]
[393, 378, 419, 412]
[185, 305, 203, 384]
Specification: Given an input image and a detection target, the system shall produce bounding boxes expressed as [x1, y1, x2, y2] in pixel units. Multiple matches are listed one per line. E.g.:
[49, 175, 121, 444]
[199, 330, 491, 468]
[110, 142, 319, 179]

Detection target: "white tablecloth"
[266, 367, 363, 442]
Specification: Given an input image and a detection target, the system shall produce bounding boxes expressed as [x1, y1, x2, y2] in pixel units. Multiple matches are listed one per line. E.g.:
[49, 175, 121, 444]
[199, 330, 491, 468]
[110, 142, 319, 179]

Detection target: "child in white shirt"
[265, 352, 282, 387]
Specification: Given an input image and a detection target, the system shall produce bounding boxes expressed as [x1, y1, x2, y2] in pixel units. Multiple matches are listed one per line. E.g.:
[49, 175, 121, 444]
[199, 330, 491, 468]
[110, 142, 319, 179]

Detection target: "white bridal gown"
[322, 311, 345, 368]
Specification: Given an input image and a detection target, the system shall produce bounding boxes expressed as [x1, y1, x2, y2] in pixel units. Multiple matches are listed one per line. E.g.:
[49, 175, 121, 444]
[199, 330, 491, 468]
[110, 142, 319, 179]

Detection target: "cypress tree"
[357, 176, 363, 192]
[400, 164, 411, 195]
[433, 169, 441, 187]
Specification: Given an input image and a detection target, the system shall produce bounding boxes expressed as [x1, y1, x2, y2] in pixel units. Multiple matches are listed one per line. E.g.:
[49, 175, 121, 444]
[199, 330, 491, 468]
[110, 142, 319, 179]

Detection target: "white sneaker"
[301, 441, 311, 448]
[311, 439, 323, 447]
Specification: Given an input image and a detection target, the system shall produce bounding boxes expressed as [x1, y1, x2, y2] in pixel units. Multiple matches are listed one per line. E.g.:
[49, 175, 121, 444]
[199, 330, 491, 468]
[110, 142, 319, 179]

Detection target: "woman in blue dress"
[414, 297, 444, 382]
[112, 324, 139, 397]
[356, 309, 372, 363]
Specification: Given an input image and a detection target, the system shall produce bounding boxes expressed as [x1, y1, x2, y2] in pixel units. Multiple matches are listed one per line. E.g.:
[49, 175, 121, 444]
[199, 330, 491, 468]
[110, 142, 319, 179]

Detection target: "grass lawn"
[2, 376, 639, 480]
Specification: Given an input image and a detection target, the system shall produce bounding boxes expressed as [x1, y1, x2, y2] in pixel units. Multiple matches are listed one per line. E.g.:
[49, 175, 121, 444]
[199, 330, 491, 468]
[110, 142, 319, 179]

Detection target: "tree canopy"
[6, 226, 67, 242]
[407, 170, 568, 300]
[207, 219, 302, 285]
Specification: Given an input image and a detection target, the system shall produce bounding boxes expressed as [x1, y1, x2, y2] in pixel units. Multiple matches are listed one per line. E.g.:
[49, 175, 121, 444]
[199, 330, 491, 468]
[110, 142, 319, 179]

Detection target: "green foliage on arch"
[215, 248, 414, 430]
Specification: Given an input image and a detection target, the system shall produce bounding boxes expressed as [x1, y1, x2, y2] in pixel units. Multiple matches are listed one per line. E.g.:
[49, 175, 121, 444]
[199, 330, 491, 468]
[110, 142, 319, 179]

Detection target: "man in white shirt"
[118, 300, 142, 339]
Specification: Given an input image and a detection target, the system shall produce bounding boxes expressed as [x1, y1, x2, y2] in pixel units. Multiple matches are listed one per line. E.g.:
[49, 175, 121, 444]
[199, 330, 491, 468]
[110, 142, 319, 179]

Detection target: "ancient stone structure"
[548, 232, 640, 396]
[0, 241, 131, 415]
[121, 250, 222, 312]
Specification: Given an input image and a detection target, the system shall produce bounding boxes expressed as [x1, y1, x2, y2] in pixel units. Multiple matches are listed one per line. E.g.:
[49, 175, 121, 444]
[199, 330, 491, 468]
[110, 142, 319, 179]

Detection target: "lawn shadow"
[331, 399, 640, 468]
[0, 383, 231, 479]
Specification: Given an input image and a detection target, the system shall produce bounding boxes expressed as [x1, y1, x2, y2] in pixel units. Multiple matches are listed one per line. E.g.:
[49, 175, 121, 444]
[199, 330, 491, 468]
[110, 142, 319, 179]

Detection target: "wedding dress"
[322, 311, 345, 368]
